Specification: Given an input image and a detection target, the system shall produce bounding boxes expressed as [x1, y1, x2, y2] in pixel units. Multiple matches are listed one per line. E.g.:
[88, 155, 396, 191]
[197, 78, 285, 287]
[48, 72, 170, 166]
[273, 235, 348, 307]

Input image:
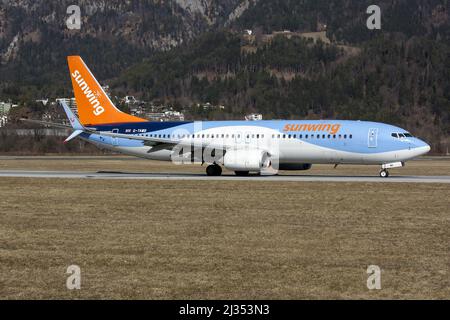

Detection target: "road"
[1, 170, 450, 183]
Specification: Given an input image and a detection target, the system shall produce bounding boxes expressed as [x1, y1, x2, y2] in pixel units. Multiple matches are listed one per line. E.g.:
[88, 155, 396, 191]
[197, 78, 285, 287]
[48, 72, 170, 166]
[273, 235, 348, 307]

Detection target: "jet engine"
[278, 163, 312, 171]
[223, 149, 272, 171]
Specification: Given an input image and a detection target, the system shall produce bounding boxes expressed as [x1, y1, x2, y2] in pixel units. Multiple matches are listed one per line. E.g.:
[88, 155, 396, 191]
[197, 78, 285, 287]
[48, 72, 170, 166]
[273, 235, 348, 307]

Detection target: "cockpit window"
[392, 132, 413, 139]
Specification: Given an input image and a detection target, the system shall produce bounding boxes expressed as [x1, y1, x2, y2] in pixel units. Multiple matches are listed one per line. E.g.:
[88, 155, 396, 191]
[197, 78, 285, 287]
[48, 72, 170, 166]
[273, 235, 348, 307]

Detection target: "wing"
[21, 116, 231, 152]
[83, 128, 177, 146]
[20, 118, 72, 129]
[85, 128, 234, 152]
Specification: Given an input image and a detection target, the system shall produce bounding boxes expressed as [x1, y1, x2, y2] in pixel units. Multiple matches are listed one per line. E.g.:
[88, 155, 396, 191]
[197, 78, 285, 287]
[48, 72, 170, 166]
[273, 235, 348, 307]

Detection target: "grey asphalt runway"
[0, 170, 450, 183]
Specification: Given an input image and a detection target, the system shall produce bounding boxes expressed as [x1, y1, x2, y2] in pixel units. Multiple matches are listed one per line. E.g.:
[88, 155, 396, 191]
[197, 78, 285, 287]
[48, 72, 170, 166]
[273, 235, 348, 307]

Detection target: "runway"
[1, 170, 450, 183]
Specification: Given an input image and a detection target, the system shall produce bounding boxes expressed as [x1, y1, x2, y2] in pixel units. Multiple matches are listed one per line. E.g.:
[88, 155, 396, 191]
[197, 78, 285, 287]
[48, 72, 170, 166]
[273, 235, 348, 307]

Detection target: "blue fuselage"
[79, 120, 430, 165]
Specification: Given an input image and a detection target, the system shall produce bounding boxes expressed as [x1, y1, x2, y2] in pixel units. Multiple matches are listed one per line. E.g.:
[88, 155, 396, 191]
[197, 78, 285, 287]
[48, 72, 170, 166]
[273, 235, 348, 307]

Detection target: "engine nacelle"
[223, 149, 271, 171]
[278, 163, 312, 171]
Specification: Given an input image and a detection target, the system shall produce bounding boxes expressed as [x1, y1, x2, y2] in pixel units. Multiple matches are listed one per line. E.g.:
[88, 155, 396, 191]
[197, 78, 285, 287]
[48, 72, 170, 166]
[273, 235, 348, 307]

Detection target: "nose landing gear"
[379, 161, 404, 178]
[206, 164, 222, 176]
[379, 169, 389, 178]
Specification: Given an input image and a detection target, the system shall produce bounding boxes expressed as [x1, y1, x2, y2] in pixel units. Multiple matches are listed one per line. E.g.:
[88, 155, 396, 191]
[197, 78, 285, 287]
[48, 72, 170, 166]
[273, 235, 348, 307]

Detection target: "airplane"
[23, 56, 431, 177]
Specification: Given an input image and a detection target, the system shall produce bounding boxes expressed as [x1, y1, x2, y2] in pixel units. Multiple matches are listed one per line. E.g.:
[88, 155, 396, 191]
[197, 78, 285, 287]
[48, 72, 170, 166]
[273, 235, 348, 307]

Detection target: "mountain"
[113, 0, 449, 151]
[0, 0, 243, 98]
[0, 0, 449, 152]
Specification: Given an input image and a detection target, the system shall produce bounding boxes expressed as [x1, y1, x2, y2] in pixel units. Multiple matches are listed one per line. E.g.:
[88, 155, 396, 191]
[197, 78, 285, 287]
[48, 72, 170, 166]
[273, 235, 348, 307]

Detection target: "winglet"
[59, 100, 84, 130]
[59, 100, 85, 143]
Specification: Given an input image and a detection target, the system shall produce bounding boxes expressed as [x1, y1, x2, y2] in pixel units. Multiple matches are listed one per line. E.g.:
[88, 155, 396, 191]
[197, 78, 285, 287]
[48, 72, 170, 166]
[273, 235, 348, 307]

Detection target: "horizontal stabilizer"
[64, 130, 83, 143]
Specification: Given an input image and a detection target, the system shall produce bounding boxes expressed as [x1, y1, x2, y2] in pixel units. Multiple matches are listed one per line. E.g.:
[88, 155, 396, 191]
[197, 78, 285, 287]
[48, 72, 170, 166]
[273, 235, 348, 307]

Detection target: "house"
[245, 113, 263, 121]
[0, 101, 13, 115]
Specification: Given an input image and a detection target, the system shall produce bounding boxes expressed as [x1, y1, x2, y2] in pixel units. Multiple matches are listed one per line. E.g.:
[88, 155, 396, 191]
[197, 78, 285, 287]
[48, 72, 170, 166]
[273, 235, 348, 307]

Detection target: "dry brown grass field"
[1, 156, 450, 176]
[0, 157, 449, 299]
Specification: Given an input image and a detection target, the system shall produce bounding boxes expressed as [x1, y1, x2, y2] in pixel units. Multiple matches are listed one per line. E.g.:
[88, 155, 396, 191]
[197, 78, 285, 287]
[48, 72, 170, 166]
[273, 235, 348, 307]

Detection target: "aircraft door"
[368, 128, 378, 148]
[111, 128, 119, 146]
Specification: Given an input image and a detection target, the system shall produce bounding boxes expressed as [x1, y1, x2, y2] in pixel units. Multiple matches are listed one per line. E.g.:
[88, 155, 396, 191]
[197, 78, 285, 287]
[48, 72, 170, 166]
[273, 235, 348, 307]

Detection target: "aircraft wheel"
[206, 164, 222, 176]
[235, 171, 249, 176]
[379, 169, 389, 178]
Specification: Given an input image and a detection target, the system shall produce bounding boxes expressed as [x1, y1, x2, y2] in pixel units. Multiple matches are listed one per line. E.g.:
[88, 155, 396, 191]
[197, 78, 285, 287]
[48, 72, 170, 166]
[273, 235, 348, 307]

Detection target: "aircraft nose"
[414, 139, 431, 155]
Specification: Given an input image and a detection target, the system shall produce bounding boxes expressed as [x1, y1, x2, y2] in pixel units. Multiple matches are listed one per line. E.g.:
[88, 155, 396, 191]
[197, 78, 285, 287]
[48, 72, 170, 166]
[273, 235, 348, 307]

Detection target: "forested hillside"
[232, 0, 450, 44]
[115, 30, 450, 151]
[0, 0, 242, 99]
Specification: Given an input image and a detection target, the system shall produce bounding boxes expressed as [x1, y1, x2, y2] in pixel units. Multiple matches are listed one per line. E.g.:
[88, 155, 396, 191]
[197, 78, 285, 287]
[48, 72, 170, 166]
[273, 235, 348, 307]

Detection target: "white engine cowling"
[223, 149, 271, 171]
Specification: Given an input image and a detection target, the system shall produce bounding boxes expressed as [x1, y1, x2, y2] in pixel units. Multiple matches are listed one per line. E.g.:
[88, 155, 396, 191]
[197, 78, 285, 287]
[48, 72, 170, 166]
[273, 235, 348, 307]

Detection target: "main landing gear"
[379, 169, 389, 178]
[206, 164, 222, 176]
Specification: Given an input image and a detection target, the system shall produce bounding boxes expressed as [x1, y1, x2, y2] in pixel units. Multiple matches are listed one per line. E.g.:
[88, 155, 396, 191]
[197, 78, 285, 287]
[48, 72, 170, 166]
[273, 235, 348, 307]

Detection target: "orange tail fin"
[67, 56, 146, 126]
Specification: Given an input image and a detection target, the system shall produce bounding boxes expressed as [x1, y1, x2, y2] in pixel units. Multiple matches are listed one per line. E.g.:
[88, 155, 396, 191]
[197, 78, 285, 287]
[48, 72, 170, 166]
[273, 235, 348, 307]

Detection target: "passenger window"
[299, 134, 303, 139]
[349, 134, 353, 139]
[277, 134, 281, 138]
[327, 134, 331, 139]
[344, 134, 347, 139]
[305, 134, 309, 138]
